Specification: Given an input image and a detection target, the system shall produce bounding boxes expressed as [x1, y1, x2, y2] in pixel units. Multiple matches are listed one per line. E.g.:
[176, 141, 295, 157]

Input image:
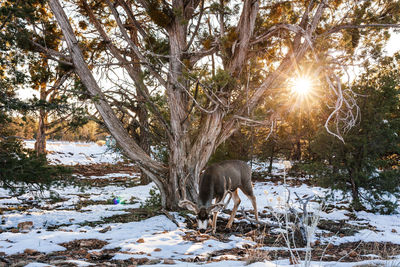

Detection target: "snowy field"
[24, 140, 124, 165]
[1, 141, 399, 266]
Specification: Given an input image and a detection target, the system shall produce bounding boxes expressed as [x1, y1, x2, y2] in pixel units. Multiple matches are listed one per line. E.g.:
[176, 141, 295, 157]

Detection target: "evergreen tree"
[306, 56, 400, 213]
[0, 0, 91, 155]
[0, 91, 71, 195]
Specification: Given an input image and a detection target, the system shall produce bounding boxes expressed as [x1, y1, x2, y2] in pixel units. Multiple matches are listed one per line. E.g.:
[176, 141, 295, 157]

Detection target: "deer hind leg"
[249, 195, 259, 221]
[226, 189, 241, 229]
[241, 180, 259, 222]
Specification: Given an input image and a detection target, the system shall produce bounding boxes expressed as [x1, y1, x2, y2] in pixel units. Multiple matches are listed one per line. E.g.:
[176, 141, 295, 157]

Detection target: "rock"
[338, 250, 348, 256]
[99, 226, 112, 233]
[136, 238, 145, 243]
[10, 229, 19, 233]
[91, 251, 102, 256]
[153, 248, 162, 252]
[80, 240, 95, 247]
[136, 258, 149, 265]
[24, 248, 39, 255]
[17, 221, 33, 231]
[163, 259, 175, 264]
[349, 251, 358, 257]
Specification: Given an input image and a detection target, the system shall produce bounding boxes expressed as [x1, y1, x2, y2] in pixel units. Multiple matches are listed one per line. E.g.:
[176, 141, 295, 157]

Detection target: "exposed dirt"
[72, 162, 141, 187]
[3, 214, 400, 266]
[72, 162, 139, 177]
[1, 165, 399, 266]
[80, 208, 159, 227]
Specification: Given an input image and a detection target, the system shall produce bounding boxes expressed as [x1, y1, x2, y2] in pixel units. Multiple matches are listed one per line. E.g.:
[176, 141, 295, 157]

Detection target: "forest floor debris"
[1, 142, 399, 266]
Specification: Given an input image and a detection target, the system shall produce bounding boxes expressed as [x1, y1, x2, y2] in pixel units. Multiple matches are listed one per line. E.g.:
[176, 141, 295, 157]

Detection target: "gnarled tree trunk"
[48, 0, 320, 210]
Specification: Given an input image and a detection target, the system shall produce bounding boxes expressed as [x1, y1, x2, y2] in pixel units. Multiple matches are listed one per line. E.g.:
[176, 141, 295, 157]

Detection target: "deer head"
[178, 175, 232, 233]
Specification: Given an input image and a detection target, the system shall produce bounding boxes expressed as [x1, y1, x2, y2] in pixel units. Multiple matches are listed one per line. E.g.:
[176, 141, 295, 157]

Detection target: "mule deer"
[179, 160, 259, 233]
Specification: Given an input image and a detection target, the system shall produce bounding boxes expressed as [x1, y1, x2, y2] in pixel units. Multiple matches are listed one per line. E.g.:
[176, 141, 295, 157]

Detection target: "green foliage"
[303, 56, 400, 213]
[0, 137, 72, 195]
[140, 186, 161, 211]
[1, 0, 94, 153]
[146, 0, 173, 28]
[0, 86, 72, 196]
[210, 129, 253, 164]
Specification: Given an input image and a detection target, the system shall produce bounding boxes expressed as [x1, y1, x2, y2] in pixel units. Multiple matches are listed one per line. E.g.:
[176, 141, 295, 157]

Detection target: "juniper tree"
[5, 0, 400, 209]
[307, 56, 400, 212]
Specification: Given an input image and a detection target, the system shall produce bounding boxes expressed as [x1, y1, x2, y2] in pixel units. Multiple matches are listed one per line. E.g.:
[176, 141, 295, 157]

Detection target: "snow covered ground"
[1, 141, 399, 266]
[24, 140, 123, 165]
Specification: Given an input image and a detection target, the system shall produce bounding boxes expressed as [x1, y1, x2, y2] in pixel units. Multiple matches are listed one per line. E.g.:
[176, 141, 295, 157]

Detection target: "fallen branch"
[240, 207, 281, 228]
[161, 209, 180, 227]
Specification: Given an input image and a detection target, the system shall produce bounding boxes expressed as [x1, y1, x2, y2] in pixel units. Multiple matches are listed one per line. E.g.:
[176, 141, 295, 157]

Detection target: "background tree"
[0, 84, 71, 195]
[6, 0, 400, 209]
[0, 0, 96, 155]
[305, 55, 400, 213]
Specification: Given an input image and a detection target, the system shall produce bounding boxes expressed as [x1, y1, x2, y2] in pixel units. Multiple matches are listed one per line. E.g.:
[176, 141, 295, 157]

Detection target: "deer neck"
[198, 173, 215, 207]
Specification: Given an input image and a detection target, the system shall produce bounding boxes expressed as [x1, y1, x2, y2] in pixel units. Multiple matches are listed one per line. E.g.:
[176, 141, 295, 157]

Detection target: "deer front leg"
[212, 211, 218, 233]
[226, 190, 241, 229]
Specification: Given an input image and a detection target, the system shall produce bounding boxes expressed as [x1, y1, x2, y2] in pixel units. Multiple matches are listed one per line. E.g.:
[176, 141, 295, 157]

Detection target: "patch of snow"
[25, 263, 55, 267]
[24, 140, 123, 165]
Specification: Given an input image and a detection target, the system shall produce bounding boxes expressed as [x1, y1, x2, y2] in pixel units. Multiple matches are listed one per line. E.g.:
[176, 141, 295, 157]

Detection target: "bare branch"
[188, 46, 218, 66]
[324, 23, 400, 36]
[49, 0, 166, 177]
[117, 0, 149, 40]
[241, 207, 280, 228]
[105, 0, 168, 88]
[184, 0, 204, 51]
[29, 40, 73, 65]
[251, 24, 305, 45]
[82, 0, 172, 138]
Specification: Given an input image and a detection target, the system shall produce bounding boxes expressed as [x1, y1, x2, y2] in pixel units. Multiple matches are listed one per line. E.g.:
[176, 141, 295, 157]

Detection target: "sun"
[290, 77, 313, 96]
[286, 75, 320, 110]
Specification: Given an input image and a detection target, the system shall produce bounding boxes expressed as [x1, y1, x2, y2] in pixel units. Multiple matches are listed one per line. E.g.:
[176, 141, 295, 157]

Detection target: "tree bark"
[34, 85, 48, 155]
[268, 142, 275, 174]
[35, 107, 47, 155]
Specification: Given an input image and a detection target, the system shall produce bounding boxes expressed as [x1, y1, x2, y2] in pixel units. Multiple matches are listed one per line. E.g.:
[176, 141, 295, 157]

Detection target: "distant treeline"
[6, 116, 108, 142]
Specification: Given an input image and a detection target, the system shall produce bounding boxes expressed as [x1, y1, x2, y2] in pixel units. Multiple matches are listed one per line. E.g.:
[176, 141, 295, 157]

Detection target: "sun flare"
[290, 77, 313, 96]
